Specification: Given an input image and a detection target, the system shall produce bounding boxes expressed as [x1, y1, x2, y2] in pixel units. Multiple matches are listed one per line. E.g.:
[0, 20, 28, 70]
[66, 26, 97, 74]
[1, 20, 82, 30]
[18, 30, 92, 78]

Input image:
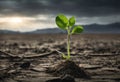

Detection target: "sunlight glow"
[0, 15, 56, 32]
[9, 17, 23, 24]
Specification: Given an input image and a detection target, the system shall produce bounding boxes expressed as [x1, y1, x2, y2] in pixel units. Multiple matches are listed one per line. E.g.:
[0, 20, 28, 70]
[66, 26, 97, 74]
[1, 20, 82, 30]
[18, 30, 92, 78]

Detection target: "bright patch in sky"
[0, 15, 56, 32]
[9, 17, 23, 24]
[0, 14, 120, 32]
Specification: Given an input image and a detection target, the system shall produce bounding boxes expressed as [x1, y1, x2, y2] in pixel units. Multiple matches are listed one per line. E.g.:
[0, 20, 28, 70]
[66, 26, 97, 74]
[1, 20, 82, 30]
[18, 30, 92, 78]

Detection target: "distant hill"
[0, 30, 20, 34]
[26, 28, 66, 34]
[83, 22, 120, 33]
[0, 23, 120, 34]
[27, 22, 120, 34]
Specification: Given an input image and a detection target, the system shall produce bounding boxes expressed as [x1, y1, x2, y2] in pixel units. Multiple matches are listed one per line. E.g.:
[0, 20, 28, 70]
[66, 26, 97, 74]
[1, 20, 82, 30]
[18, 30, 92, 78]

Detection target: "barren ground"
[0, 34, 120, 82]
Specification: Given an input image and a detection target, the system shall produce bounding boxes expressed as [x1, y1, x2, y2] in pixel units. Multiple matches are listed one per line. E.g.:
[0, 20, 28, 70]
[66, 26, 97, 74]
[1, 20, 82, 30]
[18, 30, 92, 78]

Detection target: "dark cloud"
[0, 0, 120, 17]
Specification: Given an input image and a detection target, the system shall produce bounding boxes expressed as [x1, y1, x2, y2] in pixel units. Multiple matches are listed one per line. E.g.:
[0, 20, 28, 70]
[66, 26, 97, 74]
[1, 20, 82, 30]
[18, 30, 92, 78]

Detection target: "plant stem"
[67, 27, 71, 60]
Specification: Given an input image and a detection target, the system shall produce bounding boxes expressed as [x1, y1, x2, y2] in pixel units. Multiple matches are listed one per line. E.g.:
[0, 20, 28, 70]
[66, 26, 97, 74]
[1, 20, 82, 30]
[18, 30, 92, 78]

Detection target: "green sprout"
[55, 14, 84, 60]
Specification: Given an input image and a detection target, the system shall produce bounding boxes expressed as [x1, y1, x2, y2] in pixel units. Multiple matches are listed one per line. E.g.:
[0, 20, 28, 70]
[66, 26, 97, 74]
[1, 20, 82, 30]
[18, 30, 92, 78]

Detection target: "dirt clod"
[45, 74, 75, 82]
[46, 60, 90, 79]
[20, 61, 31, 69]
[61, 74, 75, 82]
[45, 78, 61, 82]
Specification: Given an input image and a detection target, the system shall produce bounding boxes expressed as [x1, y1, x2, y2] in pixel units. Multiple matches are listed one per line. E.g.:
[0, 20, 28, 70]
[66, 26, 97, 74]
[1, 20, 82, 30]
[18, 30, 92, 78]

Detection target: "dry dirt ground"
[0, 34, 120, 82]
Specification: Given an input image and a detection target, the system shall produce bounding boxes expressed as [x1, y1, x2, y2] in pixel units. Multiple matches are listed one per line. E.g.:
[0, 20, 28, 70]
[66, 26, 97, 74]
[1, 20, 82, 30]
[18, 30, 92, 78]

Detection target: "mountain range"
[0, 23, 120, 34]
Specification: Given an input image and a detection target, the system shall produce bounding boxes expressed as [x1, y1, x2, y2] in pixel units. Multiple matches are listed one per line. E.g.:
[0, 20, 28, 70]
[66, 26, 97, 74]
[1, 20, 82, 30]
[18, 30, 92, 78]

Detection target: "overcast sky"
[0, 0, 120, 32]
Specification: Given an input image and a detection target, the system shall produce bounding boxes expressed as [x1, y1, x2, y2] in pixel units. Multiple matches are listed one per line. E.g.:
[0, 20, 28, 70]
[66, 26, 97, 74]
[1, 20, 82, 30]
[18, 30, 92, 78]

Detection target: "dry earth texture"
[0, 34, 120, 82]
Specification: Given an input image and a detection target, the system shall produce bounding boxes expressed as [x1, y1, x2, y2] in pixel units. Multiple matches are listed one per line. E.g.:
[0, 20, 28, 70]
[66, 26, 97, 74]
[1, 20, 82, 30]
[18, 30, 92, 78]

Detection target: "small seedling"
[55, 14, 84, 60]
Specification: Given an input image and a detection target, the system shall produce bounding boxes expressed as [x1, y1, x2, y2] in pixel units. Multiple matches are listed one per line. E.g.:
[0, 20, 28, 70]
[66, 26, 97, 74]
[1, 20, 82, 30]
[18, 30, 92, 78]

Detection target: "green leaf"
[69, 16, 75, 26]
[55, 14, 69, 30]
[72, 25, 84, 34]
